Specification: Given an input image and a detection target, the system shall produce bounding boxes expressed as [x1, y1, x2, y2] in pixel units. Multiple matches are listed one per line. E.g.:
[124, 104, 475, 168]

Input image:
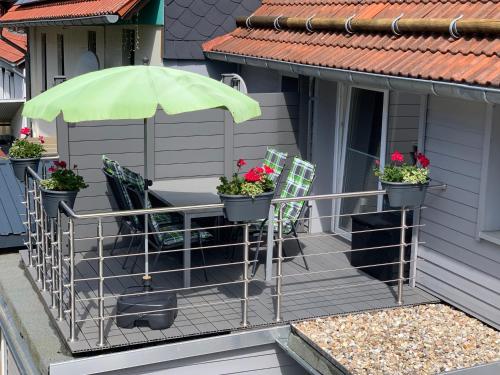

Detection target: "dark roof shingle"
[164, 0, 261, 60]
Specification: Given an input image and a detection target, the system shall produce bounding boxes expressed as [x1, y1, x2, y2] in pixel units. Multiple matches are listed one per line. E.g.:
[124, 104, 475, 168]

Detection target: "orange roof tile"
[0, 0, 142, 23]
[0, 30, 26, 65]
[204, 0, 500, 88]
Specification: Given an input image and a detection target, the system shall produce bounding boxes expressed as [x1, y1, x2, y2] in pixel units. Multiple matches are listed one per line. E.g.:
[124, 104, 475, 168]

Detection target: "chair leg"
[251, 221, 267, 277]
[122, 234, 137, 269]
[292, 225, 309, 271]
[130, 239, 145, 273]
[111, 220, 125, 256]
[199, 236, 209, 282]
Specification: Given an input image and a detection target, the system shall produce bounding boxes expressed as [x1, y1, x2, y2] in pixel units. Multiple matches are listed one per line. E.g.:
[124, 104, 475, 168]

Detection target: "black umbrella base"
[116, 284, 178, 330]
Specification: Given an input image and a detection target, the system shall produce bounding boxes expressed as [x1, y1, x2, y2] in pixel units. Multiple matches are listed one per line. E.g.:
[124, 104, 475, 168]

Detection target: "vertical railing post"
[241, 223, 249, 327]
[397, 206, 407, 305]
[24, 171, 33, 268]
[69, 218, 76, 342]
[34, 182, 42, 281]
[275, 204, 284, 322]
[50, 217, 56, 309]
[98, 218, 105, 347]
[57, 209, 64, 321]
[40, 198, 47, 291]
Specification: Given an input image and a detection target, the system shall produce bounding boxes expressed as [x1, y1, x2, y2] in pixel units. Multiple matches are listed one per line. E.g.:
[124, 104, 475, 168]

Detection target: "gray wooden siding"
[101, 344, 305, 375]
[417, 96, 500, 329]
[57, 92, 301, 245]
[386, 91, 420, 157]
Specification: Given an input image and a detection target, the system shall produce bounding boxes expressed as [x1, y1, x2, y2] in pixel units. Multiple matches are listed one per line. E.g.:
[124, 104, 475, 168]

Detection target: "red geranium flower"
[391, 151, 404, 163]
[236, 159, 246, 168]
[38, 135, 45, 144]
[244, 168, 262, 182]
[48, 166, 56, 173]
[263, 165, 274, 175]
[416, 153, 430, 168]
[20, 127, 31, 136]
[54, 160, 67, 169]
[374, 159, 380, 166]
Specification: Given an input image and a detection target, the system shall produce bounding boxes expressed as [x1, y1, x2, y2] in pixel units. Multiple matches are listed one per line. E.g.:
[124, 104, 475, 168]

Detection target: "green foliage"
[8, 139, 45, 159]
[41, 164, 88, 191]
[217, 161, 275, 198]
[375, 164, 429, 184]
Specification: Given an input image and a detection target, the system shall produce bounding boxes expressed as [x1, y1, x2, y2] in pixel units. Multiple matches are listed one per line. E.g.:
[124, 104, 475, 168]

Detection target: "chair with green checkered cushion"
[263, 148, 288, 184]
[251, 157, 316, 277]
[121, 167, 212, 280]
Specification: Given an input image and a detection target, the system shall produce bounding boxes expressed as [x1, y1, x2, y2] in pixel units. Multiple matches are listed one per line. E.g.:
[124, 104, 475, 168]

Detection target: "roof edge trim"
[0, 14, 120, 27]
[205, 51, 500, 105]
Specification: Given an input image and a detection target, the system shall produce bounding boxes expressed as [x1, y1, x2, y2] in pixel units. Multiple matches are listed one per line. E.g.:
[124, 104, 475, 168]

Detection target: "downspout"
[24, 28, 31, 100]
[307, 77, 316, 162]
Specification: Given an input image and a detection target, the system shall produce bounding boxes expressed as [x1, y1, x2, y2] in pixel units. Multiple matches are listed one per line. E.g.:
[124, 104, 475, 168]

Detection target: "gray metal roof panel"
[0, 159, 25, 238]
[164, 0, 260, 60]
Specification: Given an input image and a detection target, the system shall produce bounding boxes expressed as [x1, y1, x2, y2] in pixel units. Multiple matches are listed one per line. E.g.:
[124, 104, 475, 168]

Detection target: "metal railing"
[22, 166, 445, 348]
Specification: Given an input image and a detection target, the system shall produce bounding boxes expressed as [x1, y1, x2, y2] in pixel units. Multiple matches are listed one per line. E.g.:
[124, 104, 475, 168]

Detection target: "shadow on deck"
[20, 233, 437, 353]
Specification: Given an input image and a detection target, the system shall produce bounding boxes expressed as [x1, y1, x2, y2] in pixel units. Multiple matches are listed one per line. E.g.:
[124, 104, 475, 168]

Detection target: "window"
[57, 34, 65, 76]
[41, 33, 47, 91]
[122, 29, 136, 66]
[88, 30, 97, 54]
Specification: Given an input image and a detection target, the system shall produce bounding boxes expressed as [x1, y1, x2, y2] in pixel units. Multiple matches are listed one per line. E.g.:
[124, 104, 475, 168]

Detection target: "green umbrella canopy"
[22, 65, 261, 124]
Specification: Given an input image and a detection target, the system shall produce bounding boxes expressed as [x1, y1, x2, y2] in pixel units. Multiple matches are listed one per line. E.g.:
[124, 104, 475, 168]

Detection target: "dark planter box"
[350, 212, 412, 286]
[10, 157, 40, 182]
[381, 181, 429, 208]
[40, 187, 78, 218]
[219, 191, 274, 222]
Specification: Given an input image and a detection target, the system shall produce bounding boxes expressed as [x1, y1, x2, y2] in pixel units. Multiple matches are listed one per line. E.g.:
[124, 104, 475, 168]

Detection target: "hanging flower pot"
[10, 157, 40, 181]
[40, 161, 88, 218]
[219, 191, 274, 222]
[375, 151, 431, 208]
[217, 159, 275, 222]
[7, 127, 45, 182]
[380, 181, 429, 208]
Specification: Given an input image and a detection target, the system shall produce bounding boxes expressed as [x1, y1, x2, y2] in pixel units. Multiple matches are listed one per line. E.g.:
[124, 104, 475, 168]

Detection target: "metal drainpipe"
[307, 77, 316, 162]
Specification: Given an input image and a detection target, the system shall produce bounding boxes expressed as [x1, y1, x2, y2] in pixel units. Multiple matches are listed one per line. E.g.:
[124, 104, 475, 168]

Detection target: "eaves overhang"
[205, 51, 500, 105]
[0, 14, 120, 27]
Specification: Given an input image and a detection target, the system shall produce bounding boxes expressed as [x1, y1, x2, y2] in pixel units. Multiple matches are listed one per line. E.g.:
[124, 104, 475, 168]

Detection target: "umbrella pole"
[143, 117, 151, 289]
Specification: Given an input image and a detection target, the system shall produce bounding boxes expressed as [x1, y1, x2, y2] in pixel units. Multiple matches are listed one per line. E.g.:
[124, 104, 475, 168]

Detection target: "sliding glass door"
[336, 87, 387, 235]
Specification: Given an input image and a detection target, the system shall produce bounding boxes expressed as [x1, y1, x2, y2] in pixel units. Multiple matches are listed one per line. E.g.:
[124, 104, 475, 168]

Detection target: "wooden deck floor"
[21, 232, 438, 353]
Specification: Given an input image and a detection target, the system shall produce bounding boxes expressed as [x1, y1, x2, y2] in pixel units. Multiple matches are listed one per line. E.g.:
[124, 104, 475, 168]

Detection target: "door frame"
[332, 84, 389, 237]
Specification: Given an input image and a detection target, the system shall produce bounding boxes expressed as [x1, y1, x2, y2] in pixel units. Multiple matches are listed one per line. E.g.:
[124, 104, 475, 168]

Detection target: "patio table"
[150, 177, 275, 287]
[150, 177, 222, 288]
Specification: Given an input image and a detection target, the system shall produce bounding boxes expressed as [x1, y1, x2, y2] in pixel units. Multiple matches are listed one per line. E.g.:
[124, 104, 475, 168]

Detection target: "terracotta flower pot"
[381, 180, 429, 208]
[9, 157, 40, 182]
[219, 191, 274, 222]
[40, 187, 78, 218]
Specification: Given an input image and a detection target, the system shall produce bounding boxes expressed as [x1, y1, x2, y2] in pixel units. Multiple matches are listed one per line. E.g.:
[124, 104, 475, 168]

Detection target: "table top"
[150, 177, 222, 216]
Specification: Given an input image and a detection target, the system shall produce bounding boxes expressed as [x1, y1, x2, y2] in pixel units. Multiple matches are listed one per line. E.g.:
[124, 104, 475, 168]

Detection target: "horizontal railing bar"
[270, 277, 413, 298]
[277, 241, 425, 261]
[277, 260, 411, 279]
[76, 279, 246, 302]
[75, 296, 259, 323]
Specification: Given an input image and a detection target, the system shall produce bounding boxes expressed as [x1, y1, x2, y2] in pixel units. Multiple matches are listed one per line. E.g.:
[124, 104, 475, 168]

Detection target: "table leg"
[265, 205, 274, 282]
[183, 213, 192, 288]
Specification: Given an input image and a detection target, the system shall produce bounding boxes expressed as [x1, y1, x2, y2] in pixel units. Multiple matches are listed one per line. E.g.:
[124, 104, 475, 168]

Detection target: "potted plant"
[8, 127, 46, 181]
[217, 159, 275, 222]
[40, 161, 88, 217]
[375, 151, 430, 208]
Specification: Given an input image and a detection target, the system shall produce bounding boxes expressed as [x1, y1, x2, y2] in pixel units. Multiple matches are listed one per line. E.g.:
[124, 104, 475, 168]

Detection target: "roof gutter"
[0, 14, 120, 27]
[205, 51, 500, 105]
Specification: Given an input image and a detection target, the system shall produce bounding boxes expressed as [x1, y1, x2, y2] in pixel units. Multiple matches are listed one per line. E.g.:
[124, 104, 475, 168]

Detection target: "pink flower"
[48, 166, 56, 173]
[20, 127, 31, 137]
[391, 151, 404, 163]
[374, 160, 380, 167]
[38, 135, 45, 144]
[54, 160, 67, 169]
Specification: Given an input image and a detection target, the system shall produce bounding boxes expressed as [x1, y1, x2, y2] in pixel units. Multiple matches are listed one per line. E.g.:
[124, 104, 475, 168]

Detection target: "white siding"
[417, 96, 500, 329]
